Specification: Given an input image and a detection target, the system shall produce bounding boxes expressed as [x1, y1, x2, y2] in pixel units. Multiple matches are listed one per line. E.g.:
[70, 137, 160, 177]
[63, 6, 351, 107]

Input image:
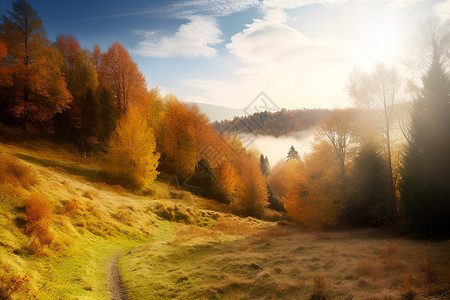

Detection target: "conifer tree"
[400, 54, 450, 234]
[287, 145, 300, 161]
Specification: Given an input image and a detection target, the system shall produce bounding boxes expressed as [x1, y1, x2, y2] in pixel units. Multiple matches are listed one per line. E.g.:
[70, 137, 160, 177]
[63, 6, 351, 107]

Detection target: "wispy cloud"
[170, 0, 259, 17]
[133, 16, 222, 58]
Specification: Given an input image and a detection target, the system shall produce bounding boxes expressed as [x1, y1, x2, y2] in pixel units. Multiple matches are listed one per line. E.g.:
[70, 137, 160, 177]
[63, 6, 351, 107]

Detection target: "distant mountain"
[192, 102, 246, 122]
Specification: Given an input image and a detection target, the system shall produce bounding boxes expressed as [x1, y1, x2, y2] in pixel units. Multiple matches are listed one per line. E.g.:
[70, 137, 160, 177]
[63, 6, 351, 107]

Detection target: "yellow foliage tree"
[235, 154, 269, 217]
[108, 104, 160, 188]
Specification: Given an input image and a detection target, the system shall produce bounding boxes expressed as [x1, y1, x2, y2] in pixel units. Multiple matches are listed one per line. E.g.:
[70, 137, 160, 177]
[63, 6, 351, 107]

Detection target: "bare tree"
[348, 64, 402, 217]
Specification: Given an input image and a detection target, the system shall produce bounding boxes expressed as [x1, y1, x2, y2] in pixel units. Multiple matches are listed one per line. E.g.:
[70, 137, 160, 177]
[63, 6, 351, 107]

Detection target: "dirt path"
[107, 252, 129, 300]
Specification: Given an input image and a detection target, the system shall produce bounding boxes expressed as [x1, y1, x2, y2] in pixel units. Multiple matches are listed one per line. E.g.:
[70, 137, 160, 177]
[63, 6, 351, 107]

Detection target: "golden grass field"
[0, 140, 449, 299]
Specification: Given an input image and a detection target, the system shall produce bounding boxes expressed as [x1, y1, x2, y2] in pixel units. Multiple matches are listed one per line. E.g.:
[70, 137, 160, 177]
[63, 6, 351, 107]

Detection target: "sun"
[353, 18, 403, 68]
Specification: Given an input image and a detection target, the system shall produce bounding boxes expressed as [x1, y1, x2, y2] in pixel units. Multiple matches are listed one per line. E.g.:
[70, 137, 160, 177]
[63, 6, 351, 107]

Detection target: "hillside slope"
[0, 141, 449, 300]
[0, 141, 267, 299]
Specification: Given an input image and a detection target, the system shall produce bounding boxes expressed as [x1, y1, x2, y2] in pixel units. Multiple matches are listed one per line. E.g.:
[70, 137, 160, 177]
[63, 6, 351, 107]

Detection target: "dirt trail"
[107, 253, 129, 300]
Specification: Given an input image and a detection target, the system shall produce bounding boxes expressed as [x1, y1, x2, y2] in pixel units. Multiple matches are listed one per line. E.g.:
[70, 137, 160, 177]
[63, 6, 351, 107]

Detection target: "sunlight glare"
[353, 18, 402, 68]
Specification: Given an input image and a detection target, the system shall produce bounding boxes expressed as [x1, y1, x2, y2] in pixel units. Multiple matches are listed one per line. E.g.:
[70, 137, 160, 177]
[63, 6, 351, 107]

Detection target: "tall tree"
[235, 154, 269, 217]
[260, 154, 270, 176]
[98, 87, 116, 141]
[348, 64, 401, 220]
[345, 143, 390, 227]
[0, 0, 71, 138]
[79, 86, 100, 150]
[108, 104, 160, 188]
[161, 95, 196, 177]
[400, 46, 450, 234]
[100, 41, 149, 116]
[53, 33, 97, 142]
[287, 145, 300, 161]
[315, 109, 356, 195]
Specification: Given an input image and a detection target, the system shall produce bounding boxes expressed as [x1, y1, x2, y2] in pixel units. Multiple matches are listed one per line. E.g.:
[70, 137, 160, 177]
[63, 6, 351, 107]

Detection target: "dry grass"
[24, 193, 54, 254]
[121, 227, 450, 300]
[0, 153, 38, 189]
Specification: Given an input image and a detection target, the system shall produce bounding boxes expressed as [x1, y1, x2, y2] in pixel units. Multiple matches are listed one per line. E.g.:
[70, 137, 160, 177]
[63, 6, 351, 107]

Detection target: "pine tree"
[400, 55, 450, 234]
[287, 145, 300, 161]
[345, 143, 390, 227]
[260, 154, 270, 176]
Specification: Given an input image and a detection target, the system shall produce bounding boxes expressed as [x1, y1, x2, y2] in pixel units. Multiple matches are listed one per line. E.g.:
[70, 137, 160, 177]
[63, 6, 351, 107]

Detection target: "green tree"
[98, 87, 116, 142]
[345, 143, 390, 227]
[400, 53, 450, 234]
[287, 145, 300, 161]
[78, 86, 100, 153]
[260, 154, 270, 176]
[348, 64, 402, 222]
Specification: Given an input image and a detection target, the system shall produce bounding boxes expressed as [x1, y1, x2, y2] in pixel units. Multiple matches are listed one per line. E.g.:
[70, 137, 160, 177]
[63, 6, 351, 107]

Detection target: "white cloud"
[133, 16, 222, 58]
[433, 0, 450, 18]
[177, 8, 353, 109]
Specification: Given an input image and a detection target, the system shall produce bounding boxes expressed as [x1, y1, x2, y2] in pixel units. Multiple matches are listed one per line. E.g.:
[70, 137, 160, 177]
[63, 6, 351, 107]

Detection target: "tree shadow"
[16, 153, 99, 183]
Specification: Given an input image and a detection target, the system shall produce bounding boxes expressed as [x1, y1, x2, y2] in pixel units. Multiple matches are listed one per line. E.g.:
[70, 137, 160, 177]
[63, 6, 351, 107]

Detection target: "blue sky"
[1, 0, 448, 109]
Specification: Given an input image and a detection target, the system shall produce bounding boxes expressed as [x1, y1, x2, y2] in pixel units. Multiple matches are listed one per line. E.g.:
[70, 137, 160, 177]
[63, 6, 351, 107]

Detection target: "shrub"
[0, 154, 37, 189]
[311, 275, 328, 300]
[0, 266, 31, 300]
[25, 193, 54, 254]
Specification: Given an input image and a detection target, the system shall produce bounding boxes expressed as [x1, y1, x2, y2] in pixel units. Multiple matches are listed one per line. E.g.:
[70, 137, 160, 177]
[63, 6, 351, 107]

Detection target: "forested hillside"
[213, 108, 331, 136]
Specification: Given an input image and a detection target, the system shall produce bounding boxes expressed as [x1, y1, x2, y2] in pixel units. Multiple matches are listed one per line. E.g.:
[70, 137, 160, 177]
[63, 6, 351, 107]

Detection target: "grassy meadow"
[0, 140, 449, 299]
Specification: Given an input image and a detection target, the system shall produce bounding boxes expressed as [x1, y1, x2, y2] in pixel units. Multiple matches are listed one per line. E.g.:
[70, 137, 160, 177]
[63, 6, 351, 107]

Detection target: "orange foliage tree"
[160, 95, 197, 177]
[0, 0, 71, 137]
[282, 145, 342, 229]
[234, 153, 269, 217]
[99, 41, 149, 116]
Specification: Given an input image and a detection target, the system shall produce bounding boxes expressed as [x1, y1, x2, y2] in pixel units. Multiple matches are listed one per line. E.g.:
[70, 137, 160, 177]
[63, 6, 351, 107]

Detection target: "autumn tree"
[348, 64, 402, 221]
[268, 159, 303, 201]
[160, 95, 196, 177]
[315, 109, 356, 195]
[0, 0, 71, 138]
[287, 145, 300, 161]
[99, 41, 149, 116]
[234, 153, 269, 217]
[0, 40, 9, 86]
[53, 33, 97, 142]
[107, 104, 160, 189]
[400, 21, 450, 234]
[283, 145, 341, 229]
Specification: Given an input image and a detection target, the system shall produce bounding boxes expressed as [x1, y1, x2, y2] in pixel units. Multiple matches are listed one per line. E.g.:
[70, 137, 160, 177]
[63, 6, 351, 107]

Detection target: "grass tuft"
[0, 153, 38, 189]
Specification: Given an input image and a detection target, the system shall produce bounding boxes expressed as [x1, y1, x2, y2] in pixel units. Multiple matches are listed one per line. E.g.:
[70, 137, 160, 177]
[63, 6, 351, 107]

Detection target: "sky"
[1, 0, 448, 110]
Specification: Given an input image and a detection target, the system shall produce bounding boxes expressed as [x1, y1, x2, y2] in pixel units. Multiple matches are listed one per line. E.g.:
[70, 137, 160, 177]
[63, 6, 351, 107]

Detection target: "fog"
[240, 128, 317, 166]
